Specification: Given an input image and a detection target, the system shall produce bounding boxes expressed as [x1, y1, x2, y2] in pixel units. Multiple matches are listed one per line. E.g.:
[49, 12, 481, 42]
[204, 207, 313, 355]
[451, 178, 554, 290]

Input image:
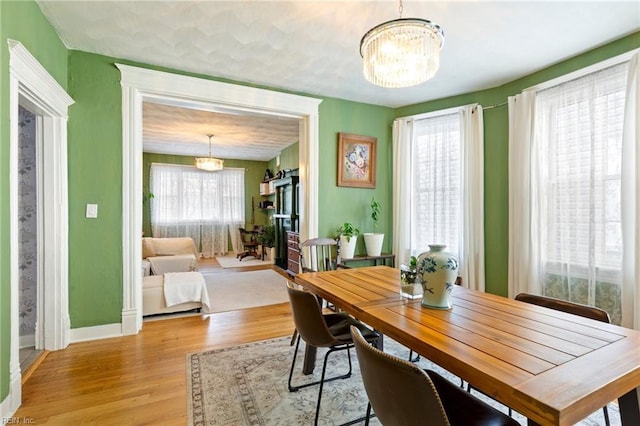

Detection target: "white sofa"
[142, 237, 199, 276]
[142, 237, 203, 315]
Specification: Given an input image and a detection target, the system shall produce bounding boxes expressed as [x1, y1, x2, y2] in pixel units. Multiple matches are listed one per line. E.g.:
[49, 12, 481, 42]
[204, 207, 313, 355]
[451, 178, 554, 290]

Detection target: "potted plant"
[400, 256, 422, 299]
[258, 223, 276, 263]
[363, 197, 384, 256]
[336, 222, 360, 259]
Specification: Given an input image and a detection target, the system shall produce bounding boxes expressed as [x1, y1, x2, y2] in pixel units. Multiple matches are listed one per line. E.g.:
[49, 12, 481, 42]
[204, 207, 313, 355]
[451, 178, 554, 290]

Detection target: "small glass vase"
[400, 263, 422, 299]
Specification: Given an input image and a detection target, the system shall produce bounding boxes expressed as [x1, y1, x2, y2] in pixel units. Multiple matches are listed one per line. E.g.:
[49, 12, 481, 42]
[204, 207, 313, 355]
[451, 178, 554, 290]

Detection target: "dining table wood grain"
[295, 265, 640, 426]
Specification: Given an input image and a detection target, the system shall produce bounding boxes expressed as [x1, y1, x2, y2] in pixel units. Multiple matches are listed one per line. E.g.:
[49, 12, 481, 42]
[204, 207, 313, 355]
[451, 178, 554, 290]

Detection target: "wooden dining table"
[295, 265, 640, 426]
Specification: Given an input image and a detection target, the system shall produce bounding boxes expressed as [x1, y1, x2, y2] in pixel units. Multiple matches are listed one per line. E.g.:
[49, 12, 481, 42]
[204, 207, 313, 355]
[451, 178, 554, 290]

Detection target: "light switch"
[86, 204, 98, 218]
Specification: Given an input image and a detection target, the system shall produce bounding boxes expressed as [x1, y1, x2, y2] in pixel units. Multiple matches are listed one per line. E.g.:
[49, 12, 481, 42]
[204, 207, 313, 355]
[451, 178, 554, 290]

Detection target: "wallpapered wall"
[18, 106, 37, 343]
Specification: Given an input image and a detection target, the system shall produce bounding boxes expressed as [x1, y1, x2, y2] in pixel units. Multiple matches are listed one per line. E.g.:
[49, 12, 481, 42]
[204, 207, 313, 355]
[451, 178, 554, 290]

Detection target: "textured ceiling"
[143, 102, 299, 161]
[36, 0, 640, 159]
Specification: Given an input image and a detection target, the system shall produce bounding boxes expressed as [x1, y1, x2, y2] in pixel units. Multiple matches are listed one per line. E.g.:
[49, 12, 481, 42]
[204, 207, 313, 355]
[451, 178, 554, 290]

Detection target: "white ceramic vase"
[416, 244, 459, 309]
[363, 233, 384, 257]
[339, 235, 357, 259]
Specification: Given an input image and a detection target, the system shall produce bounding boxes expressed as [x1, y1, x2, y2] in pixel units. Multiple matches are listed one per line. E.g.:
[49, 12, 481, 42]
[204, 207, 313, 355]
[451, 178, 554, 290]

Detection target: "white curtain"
[392, 118, 413, 266]
[507, 91, 541, 297]
[150, 164, 244, 257]
[392, 105, 485, 291]
[621, 52, 639, 329]
[459, 105, 485, 291]
[508, 60, 634, 326]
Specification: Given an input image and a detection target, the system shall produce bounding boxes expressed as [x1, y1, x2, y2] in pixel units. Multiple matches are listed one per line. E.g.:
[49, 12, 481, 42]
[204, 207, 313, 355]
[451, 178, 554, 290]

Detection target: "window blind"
[411, 113, 461, 255]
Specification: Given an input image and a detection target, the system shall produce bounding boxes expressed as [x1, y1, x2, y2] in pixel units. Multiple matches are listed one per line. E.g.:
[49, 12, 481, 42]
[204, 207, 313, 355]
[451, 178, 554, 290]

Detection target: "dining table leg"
[302, 344, 317, 375]
[619, 387, 640, 425]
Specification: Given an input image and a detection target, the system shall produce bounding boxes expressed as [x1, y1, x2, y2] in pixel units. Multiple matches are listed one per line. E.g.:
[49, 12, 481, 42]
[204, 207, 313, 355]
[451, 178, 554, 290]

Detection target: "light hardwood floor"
[15, 261, 295, 425]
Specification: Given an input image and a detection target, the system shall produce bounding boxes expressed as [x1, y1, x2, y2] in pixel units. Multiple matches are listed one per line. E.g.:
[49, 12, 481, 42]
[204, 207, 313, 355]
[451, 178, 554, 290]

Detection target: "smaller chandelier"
[195, 134, 224, 171]
[360, 1, 444, 88]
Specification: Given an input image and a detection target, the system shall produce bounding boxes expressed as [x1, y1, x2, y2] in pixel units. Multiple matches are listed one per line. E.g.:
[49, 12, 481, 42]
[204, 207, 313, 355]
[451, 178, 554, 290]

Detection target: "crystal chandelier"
[360, 0, 444, 88]
[195, 134, 224, 171]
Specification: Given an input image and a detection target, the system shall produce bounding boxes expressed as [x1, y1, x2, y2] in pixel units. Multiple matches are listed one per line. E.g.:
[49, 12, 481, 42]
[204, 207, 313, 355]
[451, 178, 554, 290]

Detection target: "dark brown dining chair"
[350, 326, 520, 426]
[515, 293, 612, 426]
[286, 281, 379, 426]
[237, 227, 260, 261]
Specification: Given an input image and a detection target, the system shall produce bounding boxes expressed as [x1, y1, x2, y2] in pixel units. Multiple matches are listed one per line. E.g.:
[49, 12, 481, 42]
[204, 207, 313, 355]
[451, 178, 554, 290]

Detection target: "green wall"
[142, 153, 269, 237]
[63, 50, 394, 332]
[0, 0, 69, 402]
[396, 31, 640, 296]
[317, 98, 395, 254]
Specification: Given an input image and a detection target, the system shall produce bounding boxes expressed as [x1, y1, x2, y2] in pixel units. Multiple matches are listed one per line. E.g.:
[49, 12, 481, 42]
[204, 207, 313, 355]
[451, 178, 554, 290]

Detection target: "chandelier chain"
[398, 0, 403, 18]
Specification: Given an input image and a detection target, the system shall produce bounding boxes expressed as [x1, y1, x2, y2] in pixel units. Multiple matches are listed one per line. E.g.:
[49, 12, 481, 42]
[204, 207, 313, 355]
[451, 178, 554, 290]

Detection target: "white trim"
[116, 64, 321, 334]
[6, 39, 73, 418]
[69, 323, 123, 343]
[525, 49, 639, 93]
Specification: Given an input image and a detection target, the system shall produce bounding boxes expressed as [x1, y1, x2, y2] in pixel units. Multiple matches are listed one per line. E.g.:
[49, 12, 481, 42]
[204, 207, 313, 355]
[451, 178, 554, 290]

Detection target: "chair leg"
[288, 340, 352, 392]
[603, 405, 611, 426]
[287, 334, 302, 392]
[364, 402, 372, 426]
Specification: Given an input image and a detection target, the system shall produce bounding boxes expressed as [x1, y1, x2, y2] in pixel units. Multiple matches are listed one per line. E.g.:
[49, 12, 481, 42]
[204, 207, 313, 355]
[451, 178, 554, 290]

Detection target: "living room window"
[509, 52, 639, 327]
[150, 163, 244, 256]
[393, 104, 485, 291]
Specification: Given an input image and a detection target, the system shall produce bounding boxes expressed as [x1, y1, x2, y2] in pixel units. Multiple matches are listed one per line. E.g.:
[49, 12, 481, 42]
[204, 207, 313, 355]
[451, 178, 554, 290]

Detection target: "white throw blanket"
[148, 254, 197, 275]
[163, 272, 211, 312]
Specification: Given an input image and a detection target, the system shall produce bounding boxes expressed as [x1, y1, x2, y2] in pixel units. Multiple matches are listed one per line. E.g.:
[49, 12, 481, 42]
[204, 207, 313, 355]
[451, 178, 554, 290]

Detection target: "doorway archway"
[117, 64, 322, 334]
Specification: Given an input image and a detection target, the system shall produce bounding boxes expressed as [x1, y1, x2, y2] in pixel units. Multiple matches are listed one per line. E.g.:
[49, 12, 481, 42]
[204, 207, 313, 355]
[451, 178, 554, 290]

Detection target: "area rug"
[186, 337, 620, 426]
[215, 254, 271, 268]
[204, 269, 289, 313]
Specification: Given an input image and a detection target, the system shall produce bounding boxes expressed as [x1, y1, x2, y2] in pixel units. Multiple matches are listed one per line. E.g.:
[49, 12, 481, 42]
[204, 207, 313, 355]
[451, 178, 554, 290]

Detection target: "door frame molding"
[116, 64, 321, 334]
[5, 40, 73, 416]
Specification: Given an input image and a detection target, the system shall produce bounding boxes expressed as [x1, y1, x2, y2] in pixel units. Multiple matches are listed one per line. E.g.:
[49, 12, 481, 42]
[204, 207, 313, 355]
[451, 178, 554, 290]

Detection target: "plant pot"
[363, 233, 384, 257]
[264, 246, 276, 264]
[339, 235, 357, 259]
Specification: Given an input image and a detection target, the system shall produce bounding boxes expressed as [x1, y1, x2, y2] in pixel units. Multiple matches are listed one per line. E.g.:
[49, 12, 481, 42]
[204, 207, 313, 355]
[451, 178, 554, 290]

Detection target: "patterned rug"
[186, 337, 620, 426]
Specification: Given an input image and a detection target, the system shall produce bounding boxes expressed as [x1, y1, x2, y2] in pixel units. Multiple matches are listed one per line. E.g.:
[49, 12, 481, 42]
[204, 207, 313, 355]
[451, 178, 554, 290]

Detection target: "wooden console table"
[338, 253, 395, 268]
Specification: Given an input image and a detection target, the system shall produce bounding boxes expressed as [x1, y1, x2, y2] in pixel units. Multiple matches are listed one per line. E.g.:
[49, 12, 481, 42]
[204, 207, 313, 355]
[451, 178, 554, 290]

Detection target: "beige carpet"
[204, 269, 289, 313]
[215, 254, 272, 268]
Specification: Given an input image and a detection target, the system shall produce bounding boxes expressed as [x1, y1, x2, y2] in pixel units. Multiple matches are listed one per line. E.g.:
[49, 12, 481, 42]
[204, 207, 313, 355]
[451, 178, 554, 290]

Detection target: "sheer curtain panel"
[150, 164, 245, 257]
[508, 56, 638, 326]
[393, 105, 485, 291]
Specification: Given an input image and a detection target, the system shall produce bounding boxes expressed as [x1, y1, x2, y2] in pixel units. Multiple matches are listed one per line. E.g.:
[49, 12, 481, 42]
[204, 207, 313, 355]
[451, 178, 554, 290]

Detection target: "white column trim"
[116, 64, 321, 334]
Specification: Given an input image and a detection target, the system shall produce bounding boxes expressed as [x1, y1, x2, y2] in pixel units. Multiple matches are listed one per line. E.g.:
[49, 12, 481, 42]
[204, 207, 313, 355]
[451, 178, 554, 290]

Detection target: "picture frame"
[337, 132, 377, 188]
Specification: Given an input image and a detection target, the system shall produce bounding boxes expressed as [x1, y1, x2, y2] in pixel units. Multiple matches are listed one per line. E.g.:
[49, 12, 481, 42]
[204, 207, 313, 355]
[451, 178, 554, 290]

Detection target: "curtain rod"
[483, 101, 507, 110]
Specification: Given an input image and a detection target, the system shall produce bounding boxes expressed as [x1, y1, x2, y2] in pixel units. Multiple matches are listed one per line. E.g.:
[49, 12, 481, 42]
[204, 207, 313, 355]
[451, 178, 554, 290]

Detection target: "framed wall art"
[337, 132, 377, 188]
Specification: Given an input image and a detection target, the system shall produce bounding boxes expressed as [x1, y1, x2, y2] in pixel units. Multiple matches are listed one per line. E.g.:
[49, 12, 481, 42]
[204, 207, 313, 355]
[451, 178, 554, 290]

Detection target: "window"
[150, 163, 244, 256]
[509, 55, 638, 326]
[536, 64, 627, 322]
[394, 104, 484, 290]
[412, 113, 461, 255]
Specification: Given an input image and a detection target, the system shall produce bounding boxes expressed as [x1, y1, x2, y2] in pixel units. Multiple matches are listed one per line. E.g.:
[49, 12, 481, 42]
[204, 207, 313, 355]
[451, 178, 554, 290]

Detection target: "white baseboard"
[19, 334, 35, 349]
[70, 323, 122, 343]
[0, 367, 21, 418]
